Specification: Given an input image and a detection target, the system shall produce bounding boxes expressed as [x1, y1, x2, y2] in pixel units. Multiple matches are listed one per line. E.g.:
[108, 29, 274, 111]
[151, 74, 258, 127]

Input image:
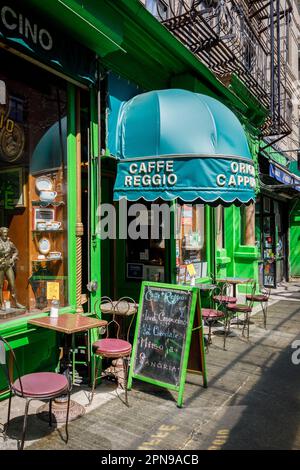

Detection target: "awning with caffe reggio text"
[113, 89, 256, 206]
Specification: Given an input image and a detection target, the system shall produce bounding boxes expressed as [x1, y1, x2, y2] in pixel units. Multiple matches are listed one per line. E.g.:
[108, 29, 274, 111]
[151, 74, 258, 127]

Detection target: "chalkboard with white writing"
[132, 284, 193, 387]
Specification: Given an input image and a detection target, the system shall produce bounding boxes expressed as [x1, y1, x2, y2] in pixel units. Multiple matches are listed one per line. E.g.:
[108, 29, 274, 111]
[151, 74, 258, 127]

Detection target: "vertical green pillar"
[89, 87, 102, 385]
[206, 205, 214, 280]
[170, 201, 177, 284]
[290, 201, 300, 277]
[90, 88, 102, 312]
[67, 84, 77, 309]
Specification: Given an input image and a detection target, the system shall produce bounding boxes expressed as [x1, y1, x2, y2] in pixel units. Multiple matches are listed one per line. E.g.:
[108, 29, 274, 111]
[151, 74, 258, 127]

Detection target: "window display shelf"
[183, 246, 202, 250]
[32, 229, 64, 233]
[32, 258, 63, 263]
[32, 200, 65, 207]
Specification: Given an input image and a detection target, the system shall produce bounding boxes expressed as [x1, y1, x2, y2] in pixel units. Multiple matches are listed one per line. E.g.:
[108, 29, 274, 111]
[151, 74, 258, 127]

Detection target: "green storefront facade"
[0, 0, 297, 399]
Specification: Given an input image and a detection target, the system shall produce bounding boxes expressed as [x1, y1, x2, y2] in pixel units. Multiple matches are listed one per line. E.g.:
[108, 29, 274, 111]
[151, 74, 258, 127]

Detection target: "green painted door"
[290, 202, 300, 277]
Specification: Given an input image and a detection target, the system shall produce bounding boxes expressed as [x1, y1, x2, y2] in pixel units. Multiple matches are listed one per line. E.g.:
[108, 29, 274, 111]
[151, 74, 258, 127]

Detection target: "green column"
[290, 201, 300, 277]
[67, 84, 77, 309]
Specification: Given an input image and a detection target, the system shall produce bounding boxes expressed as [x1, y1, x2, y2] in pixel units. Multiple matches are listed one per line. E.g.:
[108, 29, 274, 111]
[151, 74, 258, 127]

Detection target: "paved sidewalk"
[1, 283, 300, 450]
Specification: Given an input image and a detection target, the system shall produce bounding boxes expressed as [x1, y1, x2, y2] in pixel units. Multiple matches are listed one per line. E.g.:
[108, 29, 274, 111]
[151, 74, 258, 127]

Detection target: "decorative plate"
[0, 123, 25, 163]
[35, 176, 53, 192]
[38, 237, 51, 255]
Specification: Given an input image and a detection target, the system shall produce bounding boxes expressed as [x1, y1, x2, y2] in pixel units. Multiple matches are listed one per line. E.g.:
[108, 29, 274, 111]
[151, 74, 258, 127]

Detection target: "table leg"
[37, 332, 86, 423]
[233, 284, 237, 299]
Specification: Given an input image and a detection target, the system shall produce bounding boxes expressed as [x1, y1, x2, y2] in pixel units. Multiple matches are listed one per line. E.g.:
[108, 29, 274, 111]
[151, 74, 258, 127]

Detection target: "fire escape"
[151, 0, 293, 148]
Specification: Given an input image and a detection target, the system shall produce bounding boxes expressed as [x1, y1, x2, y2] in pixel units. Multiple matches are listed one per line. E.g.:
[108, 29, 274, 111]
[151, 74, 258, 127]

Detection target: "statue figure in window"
[0, 227, 25, 310]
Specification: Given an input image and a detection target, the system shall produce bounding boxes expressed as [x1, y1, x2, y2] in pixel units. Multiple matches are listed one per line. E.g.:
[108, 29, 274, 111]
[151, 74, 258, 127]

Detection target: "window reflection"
[176, 204, 206, 282]
[0, 51, 68, 318]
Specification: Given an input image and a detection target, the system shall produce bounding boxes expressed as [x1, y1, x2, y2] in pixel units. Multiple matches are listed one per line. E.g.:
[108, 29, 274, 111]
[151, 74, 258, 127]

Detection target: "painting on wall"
[0, 167, 26, 208]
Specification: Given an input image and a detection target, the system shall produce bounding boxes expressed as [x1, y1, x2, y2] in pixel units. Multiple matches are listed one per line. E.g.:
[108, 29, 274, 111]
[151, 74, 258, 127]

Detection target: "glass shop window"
[216, 205, 225, 249]
[176, 204, 206, 282]
[0, 51, 68, 320]
[126, 202, 166, 283]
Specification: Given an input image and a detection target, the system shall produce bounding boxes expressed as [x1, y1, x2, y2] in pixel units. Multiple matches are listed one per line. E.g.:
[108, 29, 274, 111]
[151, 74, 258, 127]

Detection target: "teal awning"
[31, 117, 66, 175]
[113, 89, 256, 205]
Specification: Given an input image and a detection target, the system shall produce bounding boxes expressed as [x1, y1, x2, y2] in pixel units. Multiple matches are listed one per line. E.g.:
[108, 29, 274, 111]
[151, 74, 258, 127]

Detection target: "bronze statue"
[0, 227, 25, 310]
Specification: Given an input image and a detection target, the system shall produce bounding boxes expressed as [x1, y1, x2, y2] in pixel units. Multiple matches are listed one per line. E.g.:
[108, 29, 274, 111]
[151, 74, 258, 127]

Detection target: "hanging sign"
[269, 163, 300, 192]
[128, 282, 207, 407]
[46, 281, 60, 300]
[114, 155, 256, 204]
[0, 1, 96, 84]
[187, 264, 196, 277]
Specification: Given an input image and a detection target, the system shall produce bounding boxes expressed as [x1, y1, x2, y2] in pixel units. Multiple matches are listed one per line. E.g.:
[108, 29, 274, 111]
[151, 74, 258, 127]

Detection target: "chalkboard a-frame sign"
[127, 282, 207, 407]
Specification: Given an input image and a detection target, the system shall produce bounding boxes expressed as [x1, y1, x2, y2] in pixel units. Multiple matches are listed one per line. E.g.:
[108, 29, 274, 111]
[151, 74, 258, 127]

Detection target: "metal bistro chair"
[202, 304, 227, 351]
[114, 296, 138, 342]
[246, 287, 271, 329]
[90, 297, 133, 406]
[211, 282, 237, 350]
[213, 281, 237, 306]
[226, 280, 257, 340]
[0, 336, 70, 450]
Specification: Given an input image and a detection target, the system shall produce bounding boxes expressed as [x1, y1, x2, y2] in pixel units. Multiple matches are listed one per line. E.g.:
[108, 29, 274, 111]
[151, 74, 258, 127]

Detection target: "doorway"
[258, 196, 289, 287]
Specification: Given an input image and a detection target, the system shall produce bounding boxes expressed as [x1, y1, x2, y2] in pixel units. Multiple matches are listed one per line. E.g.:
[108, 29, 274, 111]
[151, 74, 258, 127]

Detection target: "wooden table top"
[217, 277, 254, 285]
[100, 301, 138, 317]
[28, 313, 107, 334]
[195, 283, 217, 290]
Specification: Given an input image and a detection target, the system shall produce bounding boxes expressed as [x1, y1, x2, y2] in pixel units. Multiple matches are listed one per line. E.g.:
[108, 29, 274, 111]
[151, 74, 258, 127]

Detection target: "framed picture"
[0, 167, 26, 208]
[32, 207, 55, 230]
[143, 265, 165, 282]
[126, 263, 144, 279]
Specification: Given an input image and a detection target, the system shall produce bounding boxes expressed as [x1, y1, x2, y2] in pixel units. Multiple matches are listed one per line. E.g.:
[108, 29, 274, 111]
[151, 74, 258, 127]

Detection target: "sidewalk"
[1, 282, 300, 450]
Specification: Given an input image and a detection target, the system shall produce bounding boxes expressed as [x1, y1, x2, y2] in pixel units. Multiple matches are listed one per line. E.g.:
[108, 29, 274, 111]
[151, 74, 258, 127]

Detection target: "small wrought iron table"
[28, 313, 107, 422]
[216, 277, 253, 298]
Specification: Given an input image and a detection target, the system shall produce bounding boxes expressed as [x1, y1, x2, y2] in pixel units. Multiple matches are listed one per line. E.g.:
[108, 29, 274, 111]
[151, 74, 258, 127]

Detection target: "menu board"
[128, 282, 207, 407]
[132, 285, 193, 387]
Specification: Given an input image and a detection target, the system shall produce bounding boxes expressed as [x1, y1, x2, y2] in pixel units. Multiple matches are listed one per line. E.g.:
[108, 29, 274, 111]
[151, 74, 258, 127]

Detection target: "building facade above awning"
[113, 89, 256, 205]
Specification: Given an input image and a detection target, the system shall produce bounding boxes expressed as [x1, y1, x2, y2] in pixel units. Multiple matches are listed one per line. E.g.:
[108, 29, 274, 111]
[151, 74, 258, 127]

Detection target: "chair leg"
[247, 312, 250, 340]
[4, 391, 12, 440]
[262, 302, 267, 329]
[223, 315, 229, 350]
[242, 312, 250, 340]
[19, 399, 30, 451]
[122, 356, 129, 407]
[242, 312, 247, 337]
[208, 322, 212, 350]
[223, 319, 226, 350]
[49, 399, 52, 427]
[89, 355, 100, 405]
[65, 391, 70, 444]
[208, 320, 212, 345]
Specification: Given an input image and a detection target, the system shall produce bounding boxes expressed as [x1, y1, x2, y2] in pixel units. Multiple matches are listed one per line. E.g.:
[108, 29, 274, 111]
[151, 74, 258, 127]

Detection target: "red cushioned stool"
[90, 297, 132, 406]
[227, 281, 257, 340]
[0, 336, 70, 450]
[246, 287, 271, 329]
[213, 282, 237, 306]
[202, 308, 226, 349]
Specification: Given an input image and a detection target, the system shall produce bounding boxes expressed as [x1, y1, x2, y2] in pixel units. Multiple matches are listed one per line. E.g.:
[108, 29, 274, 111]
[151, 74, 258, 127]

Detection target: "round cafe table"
[195, 283, 217, 291]
[216, 277, 254, 298]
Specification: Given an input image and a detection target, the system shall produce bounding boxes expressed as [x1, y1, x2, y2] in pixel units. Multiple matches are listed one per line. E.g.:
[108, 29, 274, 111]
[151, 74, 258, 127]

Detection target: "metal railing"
[146, 0, 293, 140]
